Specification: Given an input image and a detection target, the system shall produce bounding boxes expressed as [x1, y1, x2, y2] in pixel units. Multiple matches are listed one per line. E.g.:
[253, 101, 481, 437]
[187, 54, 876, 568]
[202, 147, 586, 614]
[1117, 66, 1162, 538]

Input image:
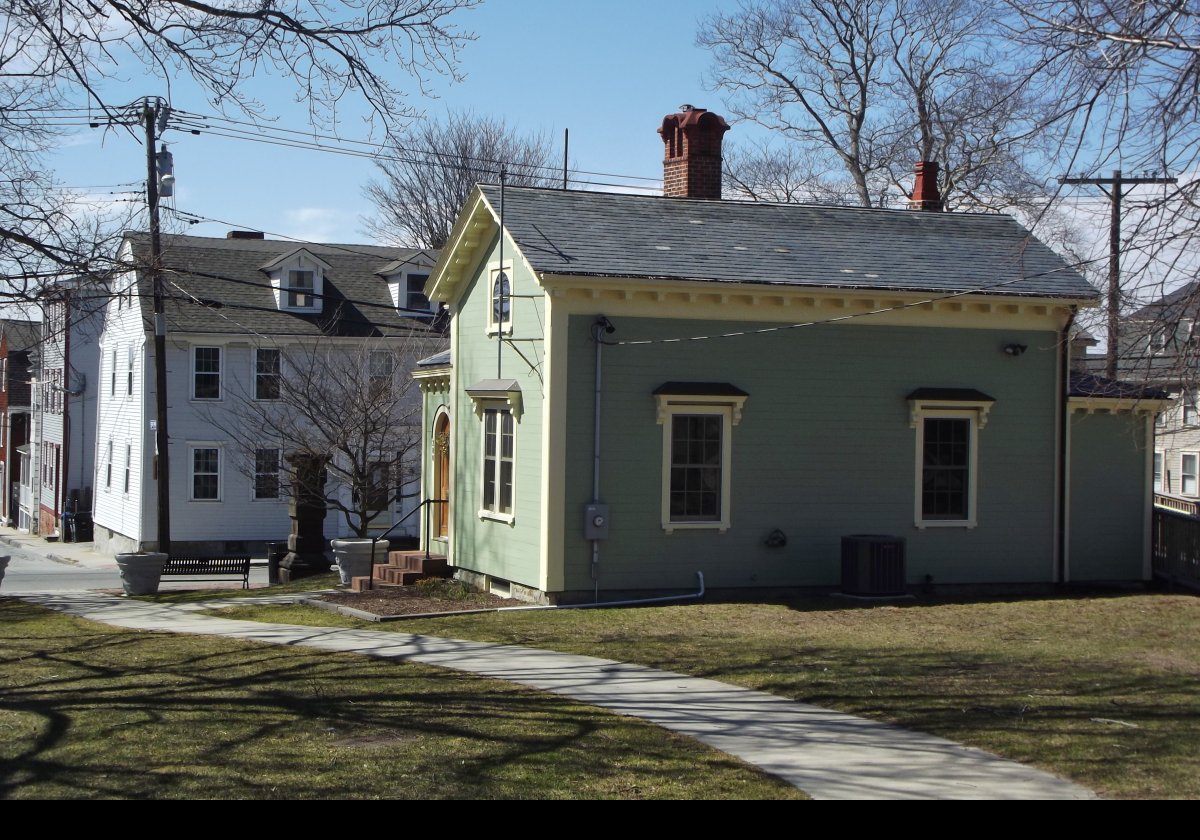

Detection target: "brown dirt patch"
[317, 580, 527, 617]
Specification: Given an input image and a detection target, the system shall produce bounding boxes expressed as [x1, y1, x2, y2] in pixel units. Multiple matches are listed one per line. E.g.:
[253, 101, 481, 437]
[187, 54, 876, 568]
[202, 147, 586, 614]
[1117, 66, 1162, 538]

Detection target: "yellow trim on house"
[427, 189, 493, 305]
[412, 367, 450, 393]
[541, 290, 568, 593]
[540, 275, 1085, 331]
[1067, 396, 1171, 415]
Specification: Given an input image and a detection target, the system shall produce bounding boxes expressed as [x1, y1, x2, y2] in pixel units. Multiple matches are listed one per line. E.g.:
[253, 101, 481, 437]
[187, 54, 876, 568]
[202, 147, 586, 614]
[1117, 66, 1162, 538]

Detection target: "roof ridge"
[476, 183, 1017, 221]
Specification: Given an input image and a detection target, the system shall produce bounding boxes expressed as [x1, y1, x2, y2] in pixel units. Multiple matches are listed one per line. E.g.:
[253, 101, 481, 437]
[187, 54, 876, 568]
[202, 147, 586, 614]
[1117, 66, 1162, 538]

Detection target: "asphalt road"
[0, 543, 270, 593]
[0, 543, 124, 592]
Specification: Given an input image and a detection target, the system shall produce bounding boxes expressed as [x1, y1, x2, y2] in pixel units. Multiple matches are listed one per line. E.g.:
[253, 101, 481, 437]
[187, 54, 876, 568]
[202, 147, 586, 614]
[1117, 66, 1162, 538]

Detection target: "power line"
[74, 105, 663, 192]
[165, 208, 441, 273]
[171, 108, 665, 186]
[600, 256, 1110, 348]
[1059, 169, 1179, 378]
[138, 200, 1115, 349]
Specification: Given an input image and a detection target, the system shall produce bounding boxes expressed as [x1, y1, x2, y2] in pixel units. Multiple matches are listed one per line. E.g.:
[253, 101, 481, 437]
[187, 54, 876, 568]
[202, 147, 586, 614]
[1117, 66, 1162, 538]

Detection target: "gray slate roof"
[124, 233, 435, 338]
[1129, 279, 1200, 320]
[479, 186, 1097, 300]
[1069, 372, 1169, 401]
[417, 349, 451, 367]
[0, 318, 42, 355]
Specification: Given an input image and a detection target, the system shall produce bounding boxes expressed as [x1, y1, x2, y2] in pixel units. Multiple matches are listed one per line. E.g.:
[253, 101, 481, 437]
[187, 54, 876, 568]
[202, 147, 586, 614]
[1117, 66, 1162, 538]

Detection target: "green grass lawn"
[206, 589, 1200, 800]
[0, 598, 804, 800]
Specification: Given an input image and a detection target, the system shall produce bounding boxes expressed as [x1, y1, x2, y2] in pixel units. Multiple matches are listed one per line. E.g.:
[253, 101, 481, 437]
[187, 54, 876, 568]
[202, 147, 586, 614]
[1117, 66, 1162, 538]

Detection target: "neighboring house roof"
[1069, 372, 1170, 401]
[1128, 279, 1200, 320]
[0, 319, 42, 355]
[472, 186, 1098, 301]
[416, 349, 451, 367]
[1070, 324, 1097, 343]
[122, 233, 437, 338]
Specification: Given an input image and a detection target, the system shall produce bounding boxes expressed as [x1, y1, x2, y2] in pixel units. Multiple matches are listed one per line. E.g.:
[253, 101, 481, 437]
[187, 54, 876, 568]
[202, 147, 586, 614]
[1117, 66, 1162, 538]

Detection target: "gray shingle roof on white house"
[122, 233, 437, 337]
[478, 186, 1098, 301]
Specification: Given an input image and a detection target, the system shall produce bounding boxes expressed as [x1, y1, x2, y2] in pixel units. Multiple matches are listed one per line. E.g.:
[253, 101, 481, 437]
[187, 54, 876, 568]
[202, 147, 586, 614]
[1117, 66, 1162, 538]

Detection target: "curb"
[300, 596, 387, 622]
[298, 595, 525, 623]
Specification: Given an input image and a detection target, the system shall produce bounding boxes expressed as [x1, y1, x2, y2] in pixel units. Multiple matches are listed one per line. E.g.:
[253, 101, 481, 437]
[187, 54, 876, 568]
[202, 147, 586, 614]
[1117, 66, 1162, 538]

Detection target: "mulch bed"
[316, 584, 528, 617]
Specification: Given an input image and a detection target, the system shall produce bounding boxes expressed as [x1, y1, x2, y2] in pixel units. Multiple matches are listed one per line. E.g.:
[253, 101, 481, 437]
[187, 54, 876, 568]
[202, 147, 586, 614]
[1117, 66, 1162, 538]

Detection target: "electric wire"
[598, 256, 1111, 348]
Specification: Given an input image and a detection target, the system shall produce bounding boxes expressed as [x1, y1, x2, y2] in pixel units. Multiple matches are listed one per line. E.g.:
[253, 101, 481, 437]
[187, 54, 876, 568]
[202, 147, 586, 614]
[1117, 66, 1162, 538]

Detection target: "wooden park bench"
[162, 555, 252, 589]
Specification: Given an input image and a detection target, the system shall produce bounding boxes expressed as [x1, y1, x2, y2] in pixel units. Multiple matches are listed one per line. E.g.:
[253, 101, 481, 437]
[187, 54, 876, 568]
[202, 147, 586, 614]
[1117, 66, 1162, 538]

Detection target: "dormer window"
[287, 270, 315, 308]
[260, 248, 329, 313]
[379, 251, 438, 319]
[406, 273, 431, 316]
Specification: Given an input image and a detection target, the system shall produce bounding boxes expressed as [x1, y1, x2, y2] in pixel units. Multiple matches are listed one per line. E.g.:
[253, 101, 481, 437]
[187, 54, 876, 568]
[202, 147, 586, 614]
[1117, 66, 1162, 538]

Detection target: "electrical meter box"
[584, 503, 610, 540]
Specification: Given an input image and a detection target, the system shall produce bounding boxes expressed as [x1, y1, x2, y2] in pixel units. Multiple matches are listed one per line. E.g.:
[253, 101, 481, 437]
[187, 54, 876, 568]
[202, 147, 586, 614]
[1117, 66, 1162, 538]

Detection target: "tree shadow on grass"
[0, 599, 796, 800]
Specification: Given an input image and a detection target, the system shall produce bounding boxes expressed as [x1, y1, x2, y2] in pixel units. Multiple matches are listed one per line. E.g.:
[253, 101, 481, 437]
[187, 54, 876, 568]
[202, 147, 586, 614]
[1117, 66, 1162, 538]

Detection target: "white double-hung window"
[190, 446, 221, 501]
[193, 346, 221, 400]
[908, 389, 995, 528]
[654, 383, 748, 533]
[482, 407, 514, 518]
[465, 379, 523, 523]
[1183, 453, 1198, 497]
[255, 348, 281, 400]
[254, 447, 281, 500]
[286, 270, 315, 308]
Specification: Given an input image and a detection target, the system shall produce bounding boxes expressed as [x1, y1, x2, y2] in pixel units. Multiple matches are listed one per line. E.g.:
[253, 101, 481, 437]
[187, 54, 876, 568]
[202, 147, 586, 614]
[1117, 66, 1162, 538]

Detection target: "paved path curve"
[16, 591, 1096, 800]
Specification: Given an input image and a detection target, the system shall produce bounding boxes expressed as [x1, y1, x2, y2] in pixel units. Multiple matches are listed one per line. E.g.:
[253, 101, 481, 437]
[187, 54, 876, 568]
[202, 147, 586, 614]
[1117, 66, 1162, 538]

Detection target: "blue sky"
[50, 0, 750, 244]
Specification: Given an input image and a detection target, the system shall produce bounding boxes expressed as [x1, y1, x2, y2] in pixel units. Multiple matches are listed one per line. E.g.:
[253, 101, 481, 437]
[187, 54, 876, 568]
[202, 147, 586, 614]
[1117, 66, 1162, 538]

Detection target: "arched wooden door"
[433, 412, 450, 537]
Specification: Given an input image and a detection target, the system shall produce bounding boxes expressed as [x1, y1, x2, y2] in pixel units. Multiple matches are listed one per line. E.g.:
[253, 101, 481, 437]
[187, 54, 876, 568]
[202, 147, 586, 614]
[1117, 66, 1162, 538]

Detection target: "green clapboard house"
[413, 106, 1167, 604]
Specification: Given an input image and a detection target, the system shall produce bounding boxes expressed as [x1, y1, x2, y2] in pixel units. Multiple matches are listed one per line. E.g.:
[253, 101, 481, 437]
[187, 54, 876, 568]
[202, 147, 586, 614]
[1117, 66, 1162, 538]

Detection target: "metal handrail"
[371, 498, 448, 561]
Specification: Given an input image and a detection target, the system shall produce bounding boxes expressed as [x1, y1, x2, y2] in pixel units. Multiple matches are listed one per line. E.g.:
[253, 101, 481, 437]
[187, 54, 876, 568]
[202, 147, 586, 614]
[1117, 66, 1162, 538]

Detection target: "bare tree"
[700, 0, 1053, 210]
[723, 139, 862, 204]
[203, 333, 445, 537]
[1007, 2, 1200, 384]
[2, 0, 480, 303]
[362, 110, 559, 248]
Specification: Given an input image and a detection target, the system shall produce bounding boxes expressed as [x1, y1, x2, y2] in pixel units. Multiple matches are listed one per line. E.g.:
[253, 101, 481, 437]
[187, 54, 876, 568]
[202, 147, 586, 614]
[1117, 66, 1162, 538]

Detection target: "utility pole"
[1059, 170, 1177, 379]
[144, 98, 172, 555]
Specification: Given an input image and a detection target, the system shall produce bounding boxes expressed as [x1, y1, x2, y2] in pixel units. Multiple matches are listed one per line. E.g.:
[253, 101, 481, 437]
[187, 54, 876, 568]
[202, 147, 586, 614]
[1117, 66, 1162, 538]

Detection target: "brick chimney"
[659, 105, 730, 200]
[907, 161, 943, 211]
[227, 230, 265, 240]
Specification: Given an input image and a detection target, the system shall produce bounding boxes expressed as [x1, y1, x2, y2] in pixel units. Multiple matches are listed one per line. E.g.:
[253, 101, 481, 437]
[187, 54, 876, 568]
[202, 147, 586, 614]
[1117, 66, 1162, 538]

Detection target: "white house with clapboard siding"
[92, 231, 442, 557]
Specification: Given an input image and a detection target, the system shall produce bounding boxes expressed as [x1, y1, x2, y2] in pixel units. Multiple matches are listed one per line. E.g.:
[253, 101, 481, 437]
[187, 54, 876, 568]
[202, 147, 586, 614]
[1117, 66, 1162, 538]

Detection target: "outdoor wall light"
[1003, 343, 1028, 357]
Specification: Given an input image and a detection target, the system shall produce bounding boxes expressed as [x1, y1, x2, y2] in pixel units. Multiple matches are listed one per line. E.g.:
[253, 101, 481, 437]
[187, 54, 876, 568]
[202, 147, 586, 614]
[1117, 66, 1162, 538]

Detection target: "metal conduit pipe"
[590, 316, 614, 602]
[319, 572, 707, 623]
[502, 571, 706, 613]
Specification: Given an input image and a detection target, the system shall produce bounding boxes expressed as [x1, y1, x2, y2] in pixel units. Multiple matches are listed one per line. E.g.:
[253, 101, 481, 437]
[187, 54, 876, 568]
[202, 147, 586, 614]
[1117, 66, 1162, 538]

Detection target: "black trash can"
[75, 512, 93, 542]
[266, 541, 287, 586]
[61, 511, 76, 543]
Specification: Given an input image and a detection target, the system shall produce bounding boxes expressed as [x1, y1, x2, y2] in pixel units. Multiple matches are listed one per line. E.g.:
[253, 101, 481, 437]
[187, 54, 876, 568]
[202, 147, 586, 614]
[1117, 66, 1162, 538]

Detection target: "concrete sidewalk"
[13, 590, 1098, 800]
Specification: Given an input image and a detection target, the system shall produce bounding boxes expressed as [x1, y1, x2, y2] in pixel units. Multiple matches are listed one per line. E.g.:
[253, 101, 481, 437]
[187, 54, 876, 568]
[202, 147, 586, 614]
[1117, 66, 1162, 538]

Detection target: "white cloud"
[282, 206, 357, 243]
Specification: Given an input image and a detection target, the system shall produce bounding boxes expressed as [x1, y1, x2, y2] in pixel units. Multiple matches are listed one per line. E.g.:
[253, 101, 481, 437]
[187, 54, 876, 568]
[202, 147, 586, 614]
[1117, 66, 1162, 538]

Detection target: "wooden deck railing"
[1155, 493, 1199, 516]
[1151, 507, 1200, 592]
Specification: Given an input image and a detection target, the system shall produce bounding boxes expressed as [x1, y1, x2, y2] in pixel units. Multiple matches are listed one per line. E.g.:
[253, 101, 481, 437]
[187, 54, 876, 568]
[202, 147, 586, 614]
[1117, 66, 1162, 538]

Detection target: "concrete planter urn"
[115, 551, 168, 596]
[331, 538, 387, 586]
[0, 555, 9, 590]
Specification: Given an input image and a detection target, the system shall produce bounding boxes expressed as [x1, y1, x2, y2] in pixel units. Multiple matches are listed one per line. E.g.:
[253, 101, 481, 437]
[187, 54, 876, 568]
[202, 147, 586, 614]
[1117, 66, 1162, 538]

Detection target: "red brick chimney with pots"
[907, 161, 943, 211]
[659, 105, 730, 200]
